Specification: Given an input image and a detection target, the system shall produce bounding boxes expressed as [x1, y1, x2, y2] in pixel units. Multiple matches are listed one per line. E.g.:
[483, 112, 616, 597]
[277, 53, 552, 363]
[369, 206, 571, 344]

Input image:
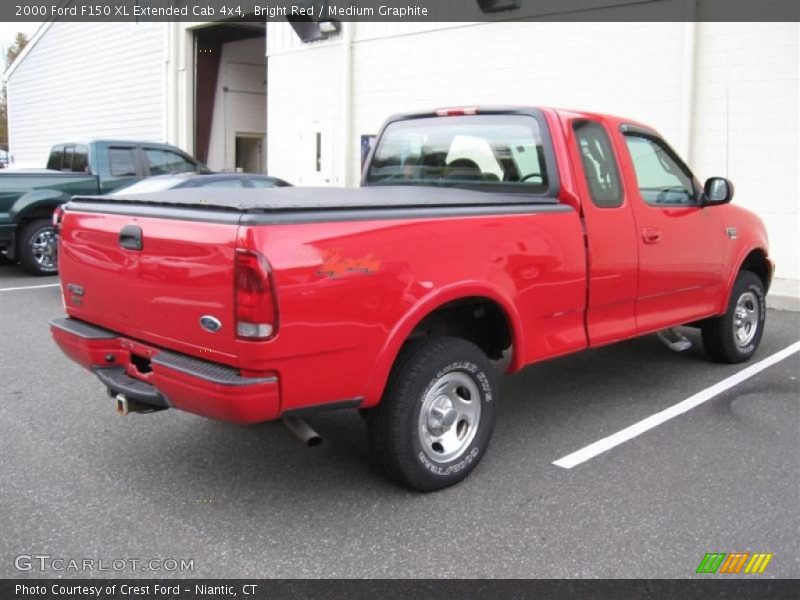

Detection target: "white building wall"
[6, 22, 166, 167]
[267, 21, 687, 184]
[267, 20, 799, 282]
[690, 22, 799, 282]
[267, 36, 343, 185]
[206, 37, 267, 172]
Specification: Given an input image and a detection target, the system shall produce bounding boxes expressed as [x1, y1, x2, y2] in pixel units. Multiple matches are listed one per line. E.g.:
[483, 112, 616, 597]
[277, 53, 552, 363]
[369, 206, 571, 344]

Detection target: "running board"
[657, 328, 692, 352]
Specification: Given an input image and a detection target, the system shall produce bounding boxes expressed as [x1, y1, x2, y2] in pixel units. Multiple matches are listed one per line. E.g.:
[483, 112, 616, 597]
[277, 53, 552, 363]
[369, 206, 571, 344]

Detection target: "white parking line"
[0, 283, 60, 292]
[553, 340, 800, 469]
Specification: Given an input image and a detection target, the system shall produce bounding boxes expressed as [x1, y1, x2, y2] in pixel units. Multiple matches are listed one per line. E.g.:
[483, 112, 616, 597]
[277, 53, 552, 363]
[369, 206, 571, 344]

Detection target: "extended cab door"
[616, 126, 724, 333]
[567, 118, 639, 346]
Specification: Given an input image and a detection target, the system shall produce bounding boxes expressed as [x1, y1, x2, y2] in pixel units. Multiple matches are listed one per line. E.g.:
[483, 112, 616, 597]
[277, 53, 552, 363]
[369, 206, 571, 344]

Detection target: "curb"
[767, 278, 800, 312]
[767, 294, 800, 312]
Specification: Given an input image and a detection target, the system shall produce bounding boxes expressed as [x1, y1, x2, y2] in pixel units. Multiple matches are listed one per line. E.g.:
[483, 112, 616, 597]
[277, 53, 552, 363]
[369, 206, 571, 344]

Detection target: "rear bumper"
[50, 317, 280, 424]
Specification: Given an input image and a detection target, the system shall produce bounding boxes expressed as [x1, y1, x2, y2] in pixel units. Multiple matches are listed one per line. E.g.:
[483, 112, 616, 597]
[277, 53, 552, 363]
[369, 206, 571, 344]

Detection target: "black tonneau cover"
[70, 185, 558, 213]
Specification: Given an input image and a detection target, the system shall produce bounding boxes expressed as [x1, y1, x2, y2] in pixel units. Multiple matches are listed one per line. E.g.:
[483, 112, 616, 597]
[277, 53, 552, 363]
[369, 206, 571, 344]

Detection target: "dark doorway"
[194, 24, 266, 166]
[235, 135, 264, 173]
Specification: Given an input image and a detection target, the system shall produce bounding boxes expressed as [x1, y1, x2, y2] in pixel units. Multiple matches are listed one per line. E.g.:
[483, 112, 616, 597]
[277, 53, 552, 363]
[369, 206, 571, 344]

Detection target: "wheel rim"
[418, 371, 481, 463]
[733, 290, 759, 347]
[30, 227, 57, 270]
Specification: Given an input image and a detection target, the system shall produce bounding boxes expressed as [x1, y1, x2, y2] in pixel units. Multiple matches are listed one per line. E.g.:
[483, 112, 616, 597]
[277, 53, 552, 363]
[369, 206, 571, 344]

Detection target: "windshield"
[366, 114, 549, 193]
[112, 176, 188, 195]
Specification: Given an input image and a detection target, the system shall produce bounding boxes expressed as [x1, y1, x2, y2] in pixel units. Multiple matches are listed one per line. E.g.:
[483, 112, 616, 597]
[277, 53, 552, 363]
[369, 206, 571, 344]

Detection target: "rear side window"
[72, 145, 89, 173]
[573, 121, 622, 208]
[63, 146, 74, 172]
[47, 146, 64, 171]
[109, 148, 137, 177]
[145, 149, 196, 175]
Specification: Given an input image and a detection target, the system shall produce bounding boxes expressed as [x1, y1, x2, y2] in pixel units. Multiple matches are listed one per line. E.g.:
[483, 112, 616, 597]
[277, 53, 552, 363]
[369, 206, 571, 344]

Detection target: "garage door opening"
[194, 24, 266, 172]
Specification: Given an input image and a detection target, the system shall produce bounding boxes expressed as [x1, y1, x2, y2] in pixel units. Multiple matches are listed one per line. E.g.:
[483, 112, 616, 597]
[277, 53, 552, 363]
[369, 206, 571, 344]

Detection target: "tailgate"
[58, 207, 241, 365]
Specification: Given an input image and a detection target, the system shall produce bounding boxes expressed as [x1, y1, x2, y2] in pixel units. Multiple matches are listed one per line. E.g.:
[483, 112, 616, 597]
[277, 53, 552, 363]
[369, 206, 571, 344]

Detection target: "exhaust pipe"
[116, 394, 130, 416]
[114, 393, 166, 415]
[282, 416, 322, 447]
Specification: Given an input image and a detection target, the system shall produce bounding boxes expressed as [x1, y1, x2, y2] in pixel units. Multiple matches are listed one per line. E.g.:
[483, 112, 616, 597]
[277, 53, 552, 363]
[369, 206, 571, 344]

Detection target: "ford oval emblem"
[200, 315, 222, 333]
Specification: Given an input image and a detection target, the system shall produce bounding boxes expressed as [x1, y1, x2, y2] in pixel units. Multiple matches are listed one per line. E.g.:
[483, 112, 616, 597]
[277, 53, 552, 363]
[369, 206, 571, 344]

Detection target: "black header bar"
[3, 0, 799, 22]
[2, 579, 799, 600]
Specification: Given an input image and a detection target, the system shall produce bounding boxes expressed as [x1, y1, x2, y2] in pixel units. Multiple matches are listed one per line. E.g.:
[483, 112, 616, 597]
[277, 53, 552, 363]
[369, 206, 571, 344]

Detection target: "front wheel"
[367, 336, 497, 492]
[18, 218, 59, 276]
[702, 271, 766, 363]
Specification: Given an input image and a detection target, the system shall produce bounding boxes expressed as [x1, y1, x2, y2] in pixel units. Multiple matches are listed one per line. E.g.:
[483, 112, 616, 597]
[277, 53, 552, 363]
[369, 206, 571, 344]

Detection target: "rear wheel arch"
[363, 288, 522, 407]
[407, 296, 514, 360]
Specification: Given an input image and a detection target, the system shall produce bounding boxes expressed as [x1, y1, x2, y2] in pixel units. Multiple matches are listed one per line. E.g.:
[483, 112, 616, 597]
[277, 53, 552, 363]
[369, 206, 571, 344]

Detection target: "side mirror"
[703, 177, 734, 205]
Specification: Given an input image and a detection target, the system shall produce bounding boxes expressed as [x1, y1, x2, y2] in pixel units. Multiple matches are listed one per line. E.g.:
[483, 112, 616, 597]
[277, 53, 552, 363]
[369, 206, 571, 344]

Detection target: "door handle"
[119, 224, 143, 251]
[642, 227, 661, 244]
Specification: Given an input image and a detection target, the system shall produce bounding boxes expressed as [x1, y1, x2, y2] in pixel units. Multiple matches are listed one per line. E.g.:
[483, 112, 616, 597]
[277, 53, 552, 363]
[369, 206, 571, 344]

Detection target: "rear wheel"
[18, 218, 58, 276]
[367, 336, 497, 492]
[702, 271, 766, 363]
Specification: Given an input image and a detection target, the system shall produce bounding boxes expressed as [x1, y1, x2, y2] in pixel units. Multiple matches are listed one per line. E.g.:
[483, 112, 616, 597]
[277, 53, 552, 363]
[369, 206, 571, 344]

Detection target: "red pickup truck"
[51, 107, 772, 491]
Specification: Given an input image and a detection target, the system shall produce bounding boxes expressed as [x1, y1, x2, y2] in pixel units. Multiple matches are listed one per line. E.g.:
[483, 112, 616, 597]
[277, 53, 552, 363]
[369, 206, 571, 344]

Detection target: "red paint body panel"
[556, 111, 640, 346]
[58, 212, 241, 365]
[51, 107, 772, 424]
[236, 211, 587, 411]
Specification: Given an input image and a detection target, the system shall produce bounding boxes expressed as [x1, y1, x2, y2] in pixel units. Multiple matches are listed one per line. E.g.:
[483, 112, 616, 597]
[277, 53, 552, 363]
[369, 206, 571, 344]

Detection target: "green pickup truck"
[0, 140, 207, 275]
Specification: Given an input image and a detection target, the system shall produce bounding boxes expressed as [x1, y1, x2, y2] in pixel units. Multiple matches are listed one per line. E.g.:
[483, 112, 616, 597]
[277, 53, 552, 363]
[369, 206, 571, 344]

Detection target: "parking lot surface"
[1, 263, 798, 578]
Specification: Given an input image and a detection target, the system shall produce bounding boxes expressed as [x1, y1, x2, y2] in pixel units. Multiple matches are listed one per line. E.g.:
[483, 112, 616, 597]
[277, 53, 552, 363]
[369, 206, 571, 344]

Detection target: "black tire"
[18, 218, 58, 276]
[367, 336, 497, 492]
[702, 271, 766, 364]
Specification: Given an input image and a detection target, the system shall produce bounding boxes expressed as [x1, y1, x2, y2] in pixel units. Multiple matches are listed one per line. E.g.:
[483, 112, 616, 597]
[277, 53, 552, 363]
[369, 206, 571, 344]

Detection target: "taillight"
[235, 249, 278, 340]
[52, 206, 64, 231]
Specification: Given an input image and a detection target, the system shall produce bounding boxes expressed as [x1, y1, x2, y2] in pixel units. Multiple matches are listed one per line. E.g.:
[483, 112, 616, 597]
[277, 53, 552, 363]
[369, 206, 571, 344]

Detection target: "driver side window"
[624, 134, 695, 206]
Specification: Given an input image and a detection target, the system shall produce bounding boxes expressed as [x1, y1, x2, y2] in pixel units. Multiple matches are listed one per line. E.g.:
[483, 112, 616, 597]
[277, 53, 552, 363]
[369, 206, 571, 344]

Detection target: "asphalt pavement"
[1, 262, 798, 578]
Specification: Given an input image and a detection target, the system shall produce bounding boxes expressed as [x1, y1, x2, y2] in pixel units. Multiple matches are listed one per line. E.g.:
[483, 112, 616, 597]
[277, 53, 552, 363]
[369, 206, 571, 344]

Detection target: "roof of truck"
[385, 105, 655, 133]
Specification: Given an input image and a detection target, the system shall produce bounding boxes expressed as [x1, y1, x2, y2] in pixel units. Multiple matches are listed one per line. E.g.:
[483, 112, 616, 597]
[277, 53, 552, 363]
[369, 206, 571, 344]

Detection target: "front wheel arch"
[17, 218, 59, 276]
[737, 249, 771, 292]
